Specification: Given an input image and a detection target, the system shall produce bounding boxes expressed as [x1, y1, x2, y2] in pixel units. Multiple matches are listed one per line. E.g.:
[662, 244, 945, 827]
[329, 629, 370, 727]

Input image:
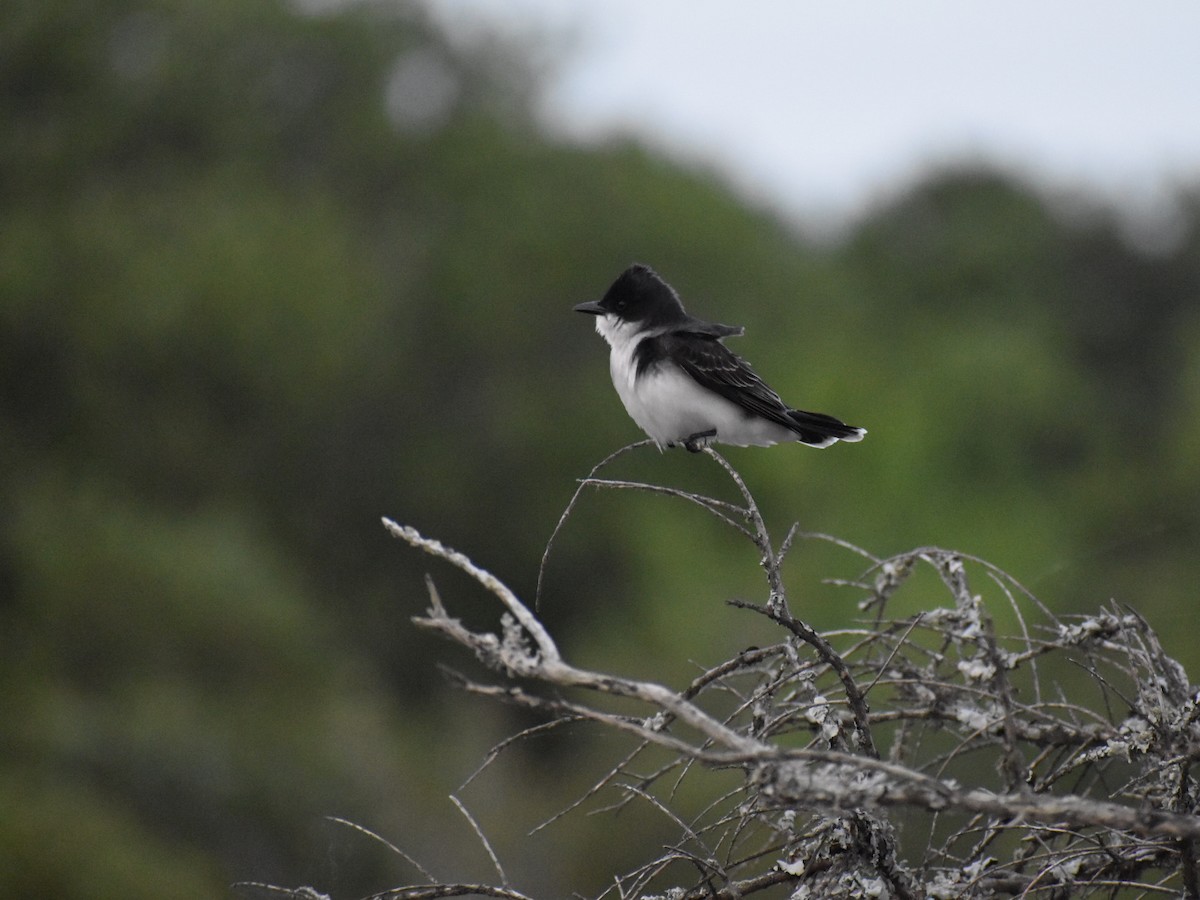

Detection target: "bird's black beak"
[573, 300, 605, 316]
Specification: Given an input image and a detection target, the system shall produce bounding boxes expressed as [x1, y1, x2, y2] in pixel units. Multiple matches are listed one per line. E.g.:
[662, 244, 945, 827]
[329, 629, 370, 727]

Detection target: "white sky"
[423, 0, 1200, 234]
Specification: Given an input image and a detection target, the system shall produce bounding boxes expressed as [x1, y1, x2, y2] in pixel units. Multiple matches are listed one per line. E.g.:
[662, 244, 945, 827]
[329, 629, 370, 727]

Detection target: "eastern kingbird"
[574, 264, 866, 452]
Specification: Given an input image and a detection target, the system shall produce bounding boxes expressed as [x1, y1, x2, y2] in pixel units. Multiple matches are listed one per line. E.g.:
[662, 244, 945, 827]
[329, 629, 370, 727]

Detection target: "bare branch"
[383, 520, 560, 664]
[449, 796, 507, 886]
[325, 817, 435, 883]
[535, 439, 654, 609]
[359, 452, 1200, 898]
[364, 884, 537, 900]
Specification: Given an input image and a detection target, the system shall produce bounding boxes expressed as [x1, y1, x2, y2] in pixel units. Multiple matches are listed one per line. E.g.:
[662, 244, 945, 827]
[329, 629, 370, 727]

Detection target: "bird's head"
[573, 264, 686, 330]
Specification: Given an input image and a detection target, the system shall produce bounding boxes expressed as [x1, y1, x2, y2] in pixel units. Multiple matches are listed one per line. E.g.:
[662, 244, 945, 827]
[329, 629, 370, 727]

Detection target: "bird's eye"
[614, 299, 627, 311]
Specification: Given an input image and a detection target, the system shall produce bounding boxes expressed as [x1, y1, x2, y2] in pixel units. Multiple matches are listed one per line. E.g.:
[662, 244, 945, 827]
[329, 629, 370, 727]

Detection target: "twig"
[459, 717, 587, 791]
[535, 439, 653, 609]
[729, 598, 878, 758]
[579, 477, 750, 536]
[702, 449, 788, 614]
[364, 884, 536, 900]
[450, 795, 508, 886]
[325, 817, 436, 883]
[383, 521, 560, 664]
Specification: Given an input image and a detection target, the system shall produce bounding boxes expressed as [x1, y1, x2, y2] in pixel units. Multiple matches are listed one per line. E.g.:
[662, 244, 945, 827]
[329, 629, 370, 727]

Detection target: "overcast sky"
[423, 0, 1200, 234]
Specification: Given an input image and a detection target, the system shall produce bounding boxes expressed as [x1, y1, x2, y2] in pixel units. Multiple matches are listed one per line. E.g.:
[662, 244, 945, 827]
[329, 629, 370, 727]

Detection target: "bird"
[574, 264, 866, 452]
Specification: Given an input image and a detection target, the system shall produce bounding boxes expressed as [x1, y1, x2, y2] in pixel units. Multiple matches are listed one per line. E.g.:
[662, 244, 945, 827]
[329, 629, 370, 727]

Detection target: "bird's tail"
[786, 408, 867, 448]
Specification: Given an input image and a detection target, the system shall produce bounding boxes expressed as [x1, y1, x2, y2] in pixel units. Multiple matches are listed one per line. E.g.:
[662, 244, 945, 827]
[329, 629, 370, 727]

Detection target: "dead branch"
[358, 449, 1200, 898]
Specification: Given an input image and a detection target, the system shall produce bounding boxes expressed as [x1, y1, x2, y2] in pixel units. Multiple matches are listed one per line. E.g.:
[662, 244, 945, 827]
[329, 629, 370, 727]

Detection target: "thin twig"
[580, 477, 751, 535]
[535, 439, 653, 609]
[325, 816, 436, 883]
[449, 795, 508, 887]
[364, 884, 537, 900]
[459, 717, 588, 791]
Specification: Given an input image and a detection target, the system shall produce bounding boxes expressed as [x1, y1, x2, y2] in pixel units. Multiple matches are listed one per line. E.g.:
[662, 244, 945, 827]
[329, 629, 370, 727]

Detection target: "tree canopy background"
[2, 0, 1198, 896]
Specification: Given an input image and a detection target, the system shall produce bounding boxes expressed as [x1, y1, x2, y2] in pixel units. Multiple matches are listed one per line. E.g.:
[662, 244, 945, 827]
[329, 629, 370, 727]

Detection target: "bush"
[257, 445, 1200, 899]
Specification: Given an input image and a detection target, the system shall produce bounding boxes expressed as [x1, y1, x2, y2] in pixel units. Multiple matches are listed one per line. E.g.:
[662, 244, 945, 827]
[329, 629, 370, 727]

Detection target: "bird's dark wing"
[652, 331, 795, 428]
[678, 314, 744, 339]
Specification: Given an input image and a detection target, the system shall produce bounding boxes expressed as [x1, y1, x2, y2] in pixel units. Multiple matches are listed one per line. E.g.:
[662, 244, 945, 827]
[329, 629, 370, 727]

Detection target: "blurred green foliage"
[2, 0, 1199, 895]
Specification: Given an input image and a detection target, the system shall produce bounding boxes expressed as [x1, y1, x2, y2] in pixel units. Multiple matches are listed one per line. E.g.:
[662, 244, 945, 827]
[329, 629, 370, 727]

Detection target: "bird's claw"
[682, 429, 717, 453]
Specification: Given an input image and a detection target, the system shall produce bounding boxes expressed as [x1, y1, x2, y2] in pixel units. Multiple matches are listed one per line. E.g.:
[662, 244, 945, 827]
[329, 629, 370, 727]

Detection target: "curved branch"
[383, 519, 561, 664]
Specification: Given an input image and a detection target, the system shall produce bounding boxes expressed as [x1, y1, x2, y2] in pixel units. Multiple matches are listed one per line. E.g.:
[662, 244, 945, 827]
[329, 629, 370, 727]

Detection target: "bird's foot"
[682, 429, 717, 453]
